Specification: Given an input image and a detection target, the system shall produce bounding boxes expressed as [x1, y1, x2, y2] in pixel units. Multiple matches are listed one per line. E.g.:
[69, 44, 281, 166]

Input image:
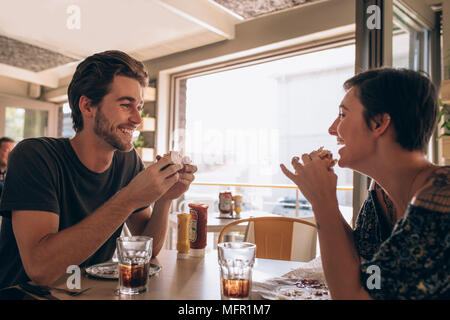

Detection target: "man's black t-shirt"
[0, 137, 144, 288]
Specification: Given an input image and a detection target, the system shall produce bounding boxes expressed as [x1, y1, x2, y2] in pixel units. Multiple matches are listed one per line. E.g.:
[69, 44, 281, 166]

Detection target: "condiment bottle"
[219, 192, 233, 217]
[176, 213, 191, 259]
[232, 195, 243, 216]
[188, 203, 209, 257]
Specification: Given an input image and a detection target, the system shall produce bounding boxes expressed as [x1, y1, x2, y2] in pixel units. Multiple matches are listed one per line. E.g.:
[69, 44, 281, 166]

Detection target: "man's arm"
[126, 163, 198, 256]
[12, 156, 181, 287]
[125, 199, 171, 257]
[13, 190, 134, 286]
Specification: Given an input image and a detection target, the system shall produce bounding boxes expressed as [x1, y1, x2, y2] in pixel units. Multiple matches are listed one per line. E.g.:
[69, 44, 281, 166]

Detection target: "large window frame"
[168, 35, 356, 220]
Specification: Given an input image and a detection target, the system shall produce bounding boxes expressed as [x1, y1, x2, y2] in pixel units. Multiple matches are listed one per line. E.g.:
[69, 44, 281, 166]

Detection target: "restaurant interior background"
[0, 0, 449, 254]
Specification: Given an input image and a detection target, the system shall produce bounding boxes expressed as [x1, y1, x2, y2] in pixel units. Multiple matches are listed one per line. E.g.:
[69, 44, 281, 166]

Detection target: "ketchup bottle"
[188, 203, 209, 257]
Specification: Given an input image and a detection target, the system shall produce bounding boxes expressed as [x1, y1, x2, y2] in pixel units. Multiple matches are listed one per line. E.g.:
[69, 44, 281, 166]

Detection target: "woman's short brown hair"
[344, 68, 439, 153]
[67, 50, 149, 132]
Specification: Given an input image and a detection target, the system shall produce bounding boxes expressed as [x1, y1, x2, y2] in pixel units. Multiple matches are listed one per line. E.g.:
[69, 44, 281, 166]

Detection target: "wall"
[444, 0, 450, 81]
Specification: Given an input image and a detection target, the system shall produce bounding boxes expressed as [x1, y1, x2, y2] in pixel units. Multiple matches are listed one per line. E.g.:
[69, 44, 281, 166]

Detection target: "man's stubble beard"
[93, 106, 133, 152]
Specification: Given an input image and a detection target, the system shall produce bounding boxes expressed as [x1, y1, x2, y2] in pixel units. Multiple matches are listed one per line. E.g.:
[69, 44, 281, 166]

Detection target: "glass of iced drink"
[116, 236, 153, 295]
[218, 242, 256, 300]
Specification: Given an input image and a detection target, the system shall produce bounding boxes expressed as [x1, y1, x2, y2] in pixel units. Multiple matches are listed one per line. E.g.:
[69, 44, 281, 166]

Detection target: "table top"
[48, 249, 304, 300]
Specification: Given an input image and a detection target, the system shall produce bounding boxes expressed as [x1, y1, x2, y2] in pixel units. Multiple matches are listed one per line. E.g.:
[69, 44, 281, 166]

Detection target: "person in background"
[0, 50, 197, 289]
[281, 68, 448, 299]
[0, 137, 15, 192]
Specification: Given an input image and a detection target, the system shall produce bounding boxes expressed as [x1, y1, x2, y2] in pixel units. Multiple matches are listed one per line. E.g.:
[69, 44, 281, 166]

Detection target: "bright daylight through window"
[5, 107, 49, 142]
[175, 44, 356, 222]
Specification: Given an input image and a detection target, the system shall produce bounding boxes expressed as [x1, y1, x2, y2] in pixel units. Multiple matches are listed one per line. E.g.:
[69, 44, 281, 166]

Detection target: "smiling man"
[0, 51, 197, 288]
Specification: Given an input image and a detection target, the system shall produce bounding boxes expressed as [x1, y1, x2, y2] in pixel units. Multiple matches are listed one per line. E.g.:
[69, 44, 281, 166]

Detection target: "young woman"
[281, 68, 449, 299]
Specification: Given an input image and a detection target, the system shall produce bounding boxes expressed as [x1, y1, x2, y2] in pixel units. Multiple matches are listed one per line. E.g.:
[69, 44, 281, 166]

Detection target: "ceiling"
[0, 0, 321, 90]
[0, 0, 442, 91]
[0, 0, 239, 88]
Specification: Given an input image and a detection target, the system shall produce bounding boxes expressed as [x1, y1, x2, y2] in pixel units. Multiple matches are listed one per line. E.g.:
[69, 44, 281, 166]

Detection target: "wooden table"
[46, 250, 304, 300]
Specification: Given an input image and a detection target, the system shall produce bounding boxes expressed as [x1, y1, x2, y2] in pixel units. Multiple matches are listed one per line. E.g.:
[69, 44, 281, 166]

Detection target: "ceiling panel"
[0, 0, 241, 87]
[0, 0, 209, 58]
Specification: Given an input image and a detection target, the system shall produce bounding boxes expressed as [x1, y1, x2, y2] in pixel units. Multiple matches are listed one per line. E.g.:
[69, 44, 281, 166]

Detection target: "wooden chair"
[218, 216, 317, 261]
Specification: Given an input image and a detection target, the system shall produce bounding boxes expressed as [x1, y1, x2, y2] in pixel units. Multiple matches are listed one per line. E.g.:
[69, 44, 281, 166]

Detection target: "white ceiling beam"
[0, 63, 59, 88]
[42, 86, 68, 103]
[154, 0, 242, 39]
[38, 62, 79, 83]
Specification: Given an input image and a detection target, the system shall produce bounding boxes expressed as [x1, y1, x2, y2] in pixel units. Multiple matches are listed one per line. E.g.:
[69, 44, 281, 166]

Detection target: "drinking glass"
[116, 236, 153, 295]
[218, 242, 256, 300]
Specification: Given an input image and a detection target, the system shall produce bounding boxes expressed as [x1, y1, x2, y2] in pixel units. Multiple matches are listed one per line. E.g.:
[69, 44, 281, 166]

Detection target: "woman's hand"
[280, 150, 338, 209]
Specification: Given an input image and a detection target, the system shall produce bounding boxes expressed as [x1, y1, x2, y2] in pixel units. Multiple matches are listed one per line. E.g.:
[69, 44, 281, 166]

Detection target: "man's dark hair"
[0, 137, 15, 148]
[67, 50, 149, 132]
[343, 68, 439, 153]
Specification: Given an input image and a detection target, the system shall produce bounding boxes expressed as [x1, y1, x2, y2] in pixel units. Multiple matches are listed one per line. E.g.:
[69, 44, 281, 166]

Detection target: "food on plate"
[275, 278, 330, 300]
[295, 278, 326, 289]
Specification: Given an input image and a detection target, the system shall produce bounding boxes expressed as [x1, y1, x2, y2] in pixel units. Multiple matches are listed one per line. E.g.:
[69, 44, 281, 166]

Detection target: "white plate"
[85, 262, 161, 280]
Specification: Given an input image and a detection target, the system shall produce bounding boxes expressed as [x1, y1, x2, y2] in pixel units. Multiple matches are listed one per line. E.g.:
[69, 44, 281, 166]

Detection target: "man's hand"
[126, 156, 197, 256]
[159, 163, 197, 201]
[122, 156, 183, 210]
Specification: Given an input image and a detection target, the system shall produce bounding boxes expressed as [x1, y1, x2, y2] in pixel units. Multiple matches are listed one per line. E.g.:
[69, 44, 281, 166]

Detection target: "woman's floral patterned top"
[353, 166, 449, 299]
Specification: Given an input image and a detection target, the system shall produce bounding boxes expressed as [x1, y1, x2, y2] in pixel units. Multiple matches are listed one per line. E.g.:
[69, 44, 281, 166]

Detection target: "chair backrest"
[218, 216, 317, 261]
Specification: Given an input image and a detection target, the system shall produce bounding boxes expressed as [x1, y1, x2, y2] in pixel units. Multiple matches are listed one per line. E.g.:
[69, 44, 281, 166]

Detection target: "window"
[0, 94, 58, 142]
[392, 1, 436, 160]
[392, 7, 430, 71]
[5, 107, 49, 141]
[172, 44, 355, 223]
[60, 102, 75, 138]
